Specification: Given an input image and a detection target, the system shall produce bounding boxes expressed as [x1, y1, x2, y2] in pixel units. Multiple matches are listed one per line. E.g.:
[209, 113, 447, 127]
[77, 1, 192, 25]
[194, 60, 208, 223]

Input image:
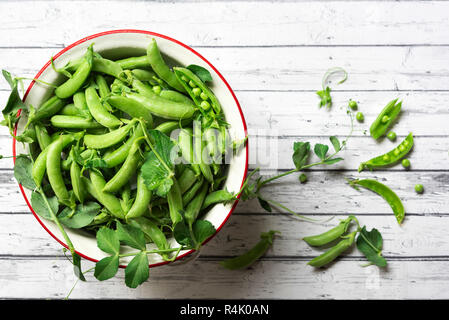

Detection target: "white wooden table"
[1, 0, 449, 300]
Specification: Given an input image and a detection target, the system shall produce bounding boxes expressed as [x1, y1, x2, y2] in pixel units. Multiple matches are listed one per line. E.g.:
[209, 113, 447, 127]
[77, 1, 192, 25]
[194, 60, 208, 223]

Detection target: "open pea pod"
[173, 67, 221, 114]
[359, 132, 413, 172]
[370, 99, 402, 139]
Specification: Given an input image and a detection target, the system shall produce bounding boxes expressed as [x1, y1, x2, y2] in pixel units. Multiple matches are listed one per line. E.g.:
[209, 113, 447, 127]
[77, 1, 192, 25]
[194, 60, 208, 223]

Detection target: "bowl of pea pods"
[13, 30, 248, 270]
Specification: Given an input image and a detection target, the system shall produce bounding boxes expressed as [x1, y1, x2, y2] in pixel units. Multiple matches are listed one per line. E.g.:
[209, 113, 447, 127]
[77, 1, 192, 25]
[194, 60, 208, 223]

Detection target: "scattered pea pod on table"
[349, 179, 405, 224]
[358, 132, 414, 172]
[370, 98, 402, 139]
[4, 38, 249, 288]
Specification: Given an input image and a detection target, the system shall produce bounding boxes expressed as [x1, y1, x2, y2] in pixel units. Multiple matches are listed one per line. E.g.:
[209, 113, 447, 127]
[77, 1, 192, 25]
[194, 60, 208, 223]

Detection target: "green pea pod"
[59, 103, 78, 116]
[46, 137, 71, 205]
[131, 69, 157, 81]
[193, 119, 213, 182]
[28, 96, 66, 125]
[50, 115, 103, 129]
[89, 170, 125, 219]
[173, 67, 221, 114]
[349, 179, 405, 225]
[102, 138, 144, 193]
[129, 217, 170, 261]
[308, 231, 357, 268]
[116, 56, 150, 70]
[146, 39, 185, 93]
[125, 174, 152, 220]
[32, 133, 81, 186]
[34, 124, 52, 151]
[201, 189, 236, 210]
[103, 123, 144, 168]
[359, 132, 414, 172]
[303, 215, 356, 247]
[177, 166, 197, 194]
[107, 95, 153, 126]
[127, 83, 195, 120]
[70, 157, 85, 203]
[85, 85, 122, 128]
[159, 90, 193, 104]
[155, 119, 192, 136]
[167, 177, 183, 225]
[95, 74, 114, 112]
[370, 99, 402, 139]
[220, 230, 280, 270]
[181, 176, 204, 206]
[73, 91, 92, 119]
[55, 45, 93, 99]
[92, 56, 124, 79]
[185, 182, 209, 227]
[84, 119, 137, 149]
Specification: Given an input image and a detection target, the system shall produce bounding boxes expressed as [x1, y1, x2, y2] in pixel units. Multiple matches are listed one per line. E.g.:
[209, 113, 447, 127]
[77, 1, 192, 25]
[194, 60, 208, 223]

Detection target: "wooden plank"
[1, 214, 448, 258]
[2, 46, 449, 91]
[1, 1, 449, 47]
[1, 169, 447, 214]
[2, 90, 449, 137]
[0, 258, 448, 299]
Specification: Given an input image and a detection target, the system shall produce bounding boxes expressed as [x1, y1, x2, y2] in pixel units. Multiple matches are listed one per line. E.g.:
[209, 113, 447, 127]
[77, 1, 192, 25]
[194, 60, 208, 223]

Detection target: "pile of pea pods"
[25, 39, 241, 252]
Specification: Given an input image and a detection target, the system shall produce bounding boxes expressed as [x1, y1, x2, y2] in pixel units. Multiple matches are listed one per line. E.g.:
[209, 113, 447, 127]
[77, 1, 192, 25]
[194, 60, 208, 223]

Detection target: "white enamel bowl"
[14, 30, 248, 267]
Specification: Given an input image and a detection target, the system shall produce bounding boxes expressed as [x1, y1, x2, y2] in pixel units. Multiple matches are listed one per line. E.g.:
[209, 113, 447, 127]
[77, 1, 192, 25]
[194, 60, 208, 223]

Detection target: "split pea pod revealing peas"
[370, 98, 402, 139]
[358, 132, 413, 172]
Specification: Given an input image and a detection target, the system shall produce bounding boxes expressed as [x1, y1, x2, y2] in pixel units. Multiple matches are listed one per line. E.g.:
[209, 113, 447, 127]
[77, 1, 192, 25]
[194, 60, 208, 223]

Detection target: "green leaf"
[58, 202, 101, 229]
[314, 143, 329, 160]
[84, 158, 108, 169]
[125, 251, 149, 288]
[316, 86, 332, 108]
[187, 64, 213, 83]
[173, 220, 192, 247]
[192, 220, 216, 244]
[72, 253, 86, 281]
[116, 221, 146, 251]
[94, 255, 119, 281]
[30, 191, 59, 220]
[292, 141, 310, 170]
[1, 70, 27, 133]
[96, 226, 121, 255]
[257, 197, 272, 213]
[329, 136, 341, 152]
[141, 130, 176, 197]
[13, 155, 36, 190]
[322, 157, 344, 165]
[356, 226, 387, 267]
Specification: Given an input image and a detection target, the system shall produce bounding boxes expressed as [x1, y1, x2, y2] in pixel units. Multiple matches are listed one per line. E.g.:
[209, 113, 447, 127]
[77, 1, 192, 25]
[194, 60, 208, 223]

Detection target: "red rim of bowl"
[12, 29, 249, 268]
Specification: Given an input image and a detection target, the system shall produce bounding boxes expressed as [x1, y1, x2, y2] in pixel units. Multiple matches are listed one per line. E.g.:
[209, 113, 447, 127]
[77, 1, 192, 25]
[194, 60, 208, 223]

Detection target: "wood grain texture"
[0, 0, 448, 300]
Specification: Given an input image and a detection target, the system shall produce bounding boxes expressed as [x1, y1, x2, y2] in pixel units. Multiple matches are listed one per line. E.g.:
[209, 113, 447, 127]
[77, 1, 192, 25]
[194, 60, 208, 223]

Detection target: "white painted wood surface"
[1, 0, 449, 299]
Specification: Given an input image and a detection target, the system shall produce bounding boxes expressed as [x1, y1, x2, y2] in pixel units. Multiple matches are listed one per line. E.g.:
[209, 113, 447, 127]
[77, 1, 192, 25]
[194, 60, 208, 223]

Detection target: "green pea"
[200, 100, 211, 110]
[152, 85, 162, 95]
[200, 92, 209, 101]
[394, 148, 400, 156]
[356, 112, 364, 122]
[387, 131, 397, 141]
[402, 159, 410, 168]
[381, 115, 390, 124]
[348, 100, 358, 110]
[299, 173, 307, 183]
[383, 155, 390, 162]
[192, 87, 201, 97]
[181, 75, 188, 82]
[399, 144, 406, 152]
[403, 140, 410, 147]
[415, 184, 424, 194]
[188, 80, 196, 88]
